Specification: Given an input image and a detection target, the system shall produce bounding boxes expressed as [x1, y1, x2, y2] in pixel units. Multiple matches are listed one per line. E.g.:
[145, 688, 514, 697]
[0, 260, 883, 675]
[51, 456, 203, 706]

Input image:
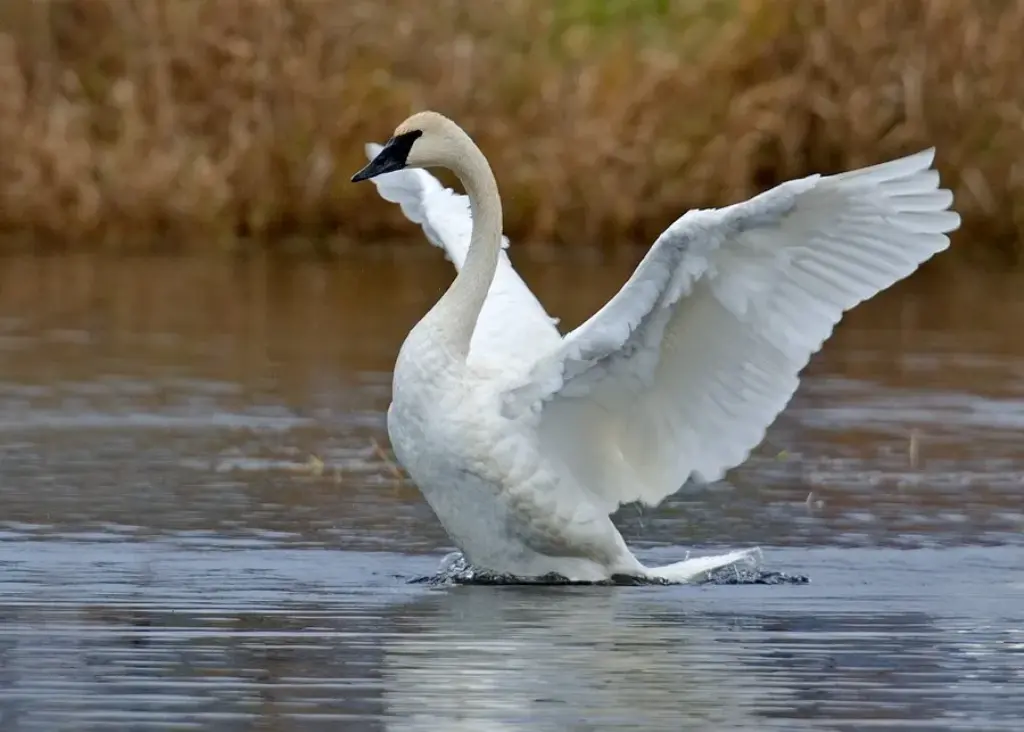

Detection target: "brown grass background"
[0, 0, 1020, 264]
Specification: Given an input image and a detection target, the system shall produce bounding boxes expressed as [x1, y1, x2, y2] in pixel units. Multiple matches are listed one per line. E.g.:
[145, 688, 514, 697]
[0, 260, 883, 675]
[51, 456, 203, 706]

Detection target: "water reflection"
[382, 587, 775, 731]
[381, 547, 1024, 731]
[1, 539, 1020, 730]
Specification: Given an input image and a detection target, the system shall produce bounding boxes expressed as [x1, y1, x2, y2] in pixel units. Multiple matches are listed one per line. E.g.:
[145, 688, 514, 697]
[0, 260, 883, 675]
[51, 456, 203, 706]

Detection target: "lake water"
[0, 252, 1022, 730]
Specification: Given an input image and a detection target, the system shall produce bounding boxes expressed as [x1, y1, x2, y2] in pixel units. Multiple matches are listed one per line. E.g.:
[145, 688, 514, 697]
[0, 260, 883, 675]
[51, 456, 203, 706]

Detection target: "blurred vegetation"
[0, 0, 1020, 265]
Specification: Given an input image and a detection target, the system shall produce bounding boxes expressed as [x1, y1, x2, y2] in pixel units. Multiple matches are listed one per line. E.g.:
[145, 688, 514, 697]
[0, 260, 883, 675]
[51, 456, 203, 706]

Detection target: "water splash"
[410, 551, 809, 586]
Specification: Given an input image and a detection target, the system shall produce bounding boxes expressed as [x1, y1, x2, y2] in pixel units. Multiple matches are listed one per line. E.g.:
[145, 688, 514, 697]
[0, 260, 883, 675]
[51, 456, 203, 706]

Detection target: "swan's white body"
[357, 112, 960, 582]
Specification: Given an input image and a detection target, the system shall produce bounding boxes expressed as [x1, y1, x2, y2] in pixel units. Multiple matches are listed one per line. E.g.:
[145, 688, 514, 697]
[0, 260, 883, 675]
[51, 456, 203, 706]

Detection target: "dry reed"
[0, 0, 1021, 264]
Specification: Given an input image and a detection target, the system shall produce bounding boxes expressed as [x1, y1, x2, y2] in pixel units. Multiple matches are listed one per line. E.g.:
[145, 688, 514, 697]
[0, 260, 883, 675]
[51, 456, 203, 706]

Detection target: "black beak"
[351, 130, 423, 183]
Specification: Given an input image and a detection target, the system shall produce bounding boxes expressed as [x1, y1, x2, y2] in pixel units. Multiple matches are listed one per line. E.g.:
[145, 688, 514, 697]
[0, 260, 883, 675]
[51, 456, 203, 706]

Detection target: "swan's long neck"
[429, 138, 503, 362]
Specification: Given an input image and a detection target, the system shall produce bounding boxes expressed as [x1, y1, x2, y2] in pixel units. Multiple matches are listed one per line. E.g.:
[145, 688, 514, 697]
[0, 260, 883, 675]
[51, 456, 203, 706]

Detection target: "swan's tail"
[643, 547, 761, 584]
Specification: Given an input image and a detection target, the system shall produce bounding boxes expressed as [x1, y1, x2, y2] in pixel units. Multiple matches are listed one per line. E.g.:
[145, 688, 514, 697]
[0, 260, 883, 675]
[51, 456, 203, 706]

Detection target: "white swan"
[351, 111, 960, 583]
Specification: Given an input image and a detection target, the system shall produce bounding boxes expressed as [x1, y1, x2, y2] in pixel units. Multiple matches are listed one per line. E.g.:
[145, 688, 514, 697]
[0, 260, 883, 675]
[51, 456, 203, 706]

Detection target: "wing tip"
[913, 146, 937, 167]
[829, 146, 942, 186]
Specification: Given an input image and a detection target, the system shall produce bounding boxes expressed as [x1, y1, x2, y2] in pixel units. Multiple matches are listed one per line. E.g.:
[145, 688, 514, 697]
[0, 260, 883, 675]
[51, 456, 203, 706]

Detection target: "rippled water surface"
[0, 253, 1022, 730]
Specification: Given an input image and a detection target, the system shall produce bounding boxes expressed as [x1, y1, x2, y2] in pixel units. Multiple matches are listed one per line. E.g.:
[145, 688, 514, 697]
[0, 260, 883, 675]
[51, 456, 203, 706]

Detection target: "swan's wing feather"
[503, 148, 959, 514]
[363, 144, 562, 366]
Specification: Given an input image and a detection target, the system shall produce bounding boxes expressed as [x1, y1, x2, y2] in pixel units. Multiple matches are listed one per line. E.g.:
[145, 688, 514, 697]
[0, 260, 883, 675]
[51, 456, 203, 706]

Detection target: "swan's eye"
[387, 129, 424, 158]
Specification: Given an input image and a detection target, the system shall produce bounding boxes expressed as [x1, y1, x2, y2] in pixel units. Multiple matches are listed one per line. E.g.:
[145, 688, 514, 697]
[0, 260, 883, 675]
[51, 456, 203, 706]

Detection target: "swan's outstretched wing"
[363, 143, 562, 368]
[502, 149, 959, 514]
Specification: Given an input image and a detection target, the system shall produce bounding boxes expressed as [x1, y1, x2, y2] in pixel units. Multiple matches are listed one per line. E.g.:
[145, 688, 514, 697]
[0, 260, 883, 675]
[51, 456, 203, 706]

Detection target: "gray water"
[0, 253, 1022, 730]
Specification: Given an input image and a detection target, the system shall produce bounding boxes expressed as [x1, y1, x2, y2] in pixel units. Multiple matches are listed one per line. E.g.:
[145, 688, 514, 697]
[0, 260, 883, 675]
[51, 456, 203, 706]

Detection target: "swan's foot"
[409, 551, 809, 586]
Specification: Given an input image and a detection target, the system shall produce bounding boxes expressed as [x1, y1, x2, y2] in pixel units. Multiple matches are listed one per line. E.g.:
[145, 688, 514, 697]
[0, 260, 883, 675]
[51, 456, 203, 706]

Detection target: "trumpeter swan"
[351, 111, 960, 583]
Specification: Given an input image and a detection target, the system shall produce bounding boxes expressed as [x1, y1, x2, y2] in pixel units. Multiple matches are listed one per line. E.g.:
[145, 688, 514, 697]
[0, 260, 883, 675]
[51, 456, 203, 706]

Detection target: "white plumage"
[354, 112, 960, 583]
[367, 142, 563, 371]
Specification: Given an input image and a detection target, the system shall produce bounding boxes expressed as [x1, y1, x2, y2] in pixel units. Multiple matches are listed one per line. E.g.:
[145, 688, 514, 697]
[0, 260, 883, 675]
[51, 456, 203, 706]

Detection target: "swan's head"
[351, 111, 465, 182]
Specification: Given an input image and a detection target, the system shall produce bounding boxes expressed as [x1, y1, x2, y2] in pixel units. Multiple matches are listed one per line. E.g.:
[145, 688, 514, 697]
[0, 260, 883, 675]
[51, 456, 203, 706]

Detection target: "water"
[0, 252, 1022, 730]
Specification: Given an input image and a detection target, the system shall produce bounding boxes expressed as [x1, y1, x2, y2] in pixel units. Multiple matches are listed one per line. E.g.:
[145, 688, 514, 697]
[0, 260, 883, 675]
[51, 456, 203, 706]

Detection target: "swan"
[351, 111, 960, 583]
